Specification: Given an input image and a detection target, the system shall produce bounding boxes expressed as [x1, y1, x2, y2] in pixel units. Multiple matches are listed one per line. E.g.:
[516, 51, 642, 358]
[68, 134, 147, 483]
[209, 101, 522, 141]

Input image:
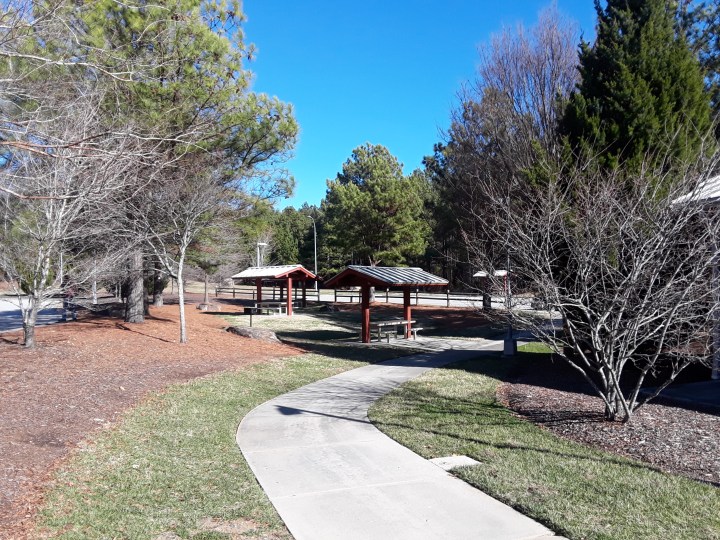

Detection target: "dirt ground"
[0, 296, 298, 539]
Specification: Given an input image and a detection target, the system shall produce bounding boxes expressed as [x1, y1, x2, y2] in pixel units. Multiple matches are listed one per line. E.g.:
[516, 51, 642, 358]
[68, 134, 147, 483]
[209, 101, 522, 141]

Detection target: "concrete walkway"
[237, 339, 561, 540]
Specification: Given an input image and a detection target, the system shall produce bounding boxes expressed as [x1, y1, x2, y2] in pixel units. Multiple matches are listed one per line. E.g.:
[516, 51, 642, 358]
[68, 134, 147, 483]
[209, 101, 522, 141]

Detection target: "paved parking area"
[0, 297, 64, 333]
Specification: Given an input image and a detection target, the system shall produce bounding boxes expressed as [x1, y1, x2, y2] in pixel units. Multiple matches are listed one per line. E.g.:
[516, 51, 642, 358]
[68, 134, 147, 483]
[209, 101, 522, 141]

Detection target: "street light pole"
[308, 215, 318, 291]
[502, 190, 517, 357]
[256, 242, 267, 267]
[503, 258, 517, 357]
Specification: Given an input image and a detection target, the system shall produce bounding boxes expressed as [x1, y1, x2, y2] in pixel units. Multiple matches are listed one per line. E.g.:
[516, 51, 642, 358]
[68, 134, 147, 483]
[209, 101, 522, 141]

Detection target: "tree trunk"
[153, 262, 164, 307]
[153, 291, 164, 307]
[203, 273, 209, 304]
[22, 295, 39, 348]
[177, 255, 187, 344]
[603, 383, 627, 422]
[125, 249, 145, 323]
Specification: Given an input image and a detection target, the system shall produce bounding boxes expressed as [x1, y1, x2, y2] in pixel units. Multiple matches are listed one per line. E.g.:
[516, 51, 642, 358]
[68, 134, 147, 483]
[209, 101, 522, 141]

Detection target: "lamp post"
[256, 242, 267, 267]
[307, 215, 318, 291]
[502, 188, 517, 358]
[496, 267, 516, 357]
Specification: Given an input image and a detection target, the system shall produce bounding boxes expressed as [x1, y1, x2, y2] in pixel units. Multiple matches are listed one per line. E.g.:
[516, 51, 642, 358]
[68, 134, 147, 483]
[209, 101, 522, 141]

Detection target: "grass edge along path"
[35, 353, 370, 539]
[368, 347, 720, 540]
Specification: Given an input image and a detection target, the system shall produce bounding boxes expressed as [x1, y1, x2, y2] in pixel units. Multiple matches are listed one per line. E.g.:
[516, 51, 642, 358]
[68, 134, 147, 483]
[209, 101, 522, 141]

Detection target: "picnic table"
[370, 319, 417, 342]
[254, 301, 287, 315]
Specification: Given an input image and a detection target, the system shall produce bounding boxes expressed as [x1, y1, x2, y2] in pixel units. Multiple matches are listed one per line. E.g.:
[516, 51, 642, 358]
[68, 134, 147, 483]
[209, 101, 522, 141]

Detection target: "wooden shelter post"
[286, 276, 293, 316]
[361, 285, 371, 343]
[256, 278, 262, 303]
[403, 288, 412, 338]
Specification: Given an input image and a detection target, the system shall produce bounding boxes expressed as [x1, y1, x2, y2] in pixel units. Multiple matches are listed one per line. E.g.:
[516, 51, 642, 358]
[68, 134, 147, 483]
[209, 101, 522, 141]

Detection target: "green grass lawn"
[36, 354, 368, 539]
[368, 346, 720, 540]
[224, 307, 429, 359]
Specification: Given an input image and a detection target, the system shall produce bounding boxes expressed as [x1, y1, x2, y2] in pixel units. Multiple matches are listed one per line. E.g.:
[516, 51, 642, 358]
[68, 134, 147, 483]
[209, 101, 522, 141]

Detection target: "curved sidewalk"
[237, 339, 560, 540]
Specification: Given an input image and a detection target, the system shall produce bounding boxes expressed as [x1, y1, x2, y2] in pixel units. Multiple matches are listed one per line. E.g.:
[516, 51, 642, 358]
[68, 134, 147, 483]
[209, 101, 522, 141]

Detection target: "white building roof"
[673, 174, 720, 205]
[231, 265, 315, 280]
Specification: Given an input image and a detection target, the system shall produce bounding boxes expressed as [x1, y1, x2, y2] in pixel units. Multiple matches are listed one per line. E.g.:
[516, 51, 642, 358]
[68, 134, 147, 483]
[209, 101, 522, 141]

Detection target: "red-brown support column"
[256, 278, 262, 303]
[403, 288, 412, 338]
[302, 280, 307, 307]
[286, 277, 293, 316]
[361, 285, 371, 343]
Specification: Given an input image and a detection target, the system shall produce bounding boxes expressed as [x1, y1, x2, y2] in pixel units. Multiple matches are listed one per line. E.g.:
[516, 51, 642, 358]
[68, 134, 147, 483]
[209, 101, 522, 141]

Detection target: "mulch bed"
[498, 354, 720, 486]
[0, 296, 298, 540]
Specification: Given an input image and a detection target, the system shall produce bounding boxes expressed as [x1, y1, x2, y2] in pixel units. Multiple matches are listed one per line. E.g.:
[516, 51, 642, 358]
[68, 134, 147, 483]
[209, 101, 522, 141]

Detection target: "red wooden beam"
[286, 276, 293, 316]
[403, 288, 412, 338]
[361, 285, 371, 343]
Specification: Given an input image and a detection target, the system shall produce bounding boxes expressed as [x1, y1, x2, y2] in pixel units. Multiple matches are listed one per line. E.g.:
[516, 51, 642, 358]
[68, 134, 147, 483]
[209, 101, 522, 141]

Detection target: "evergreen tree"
[270, 205, 321, 271]
[682, 0, 720, 127]
[77, 0, 297, 331]
[562, 0, 711, 171]
[323, 144, 429, 271]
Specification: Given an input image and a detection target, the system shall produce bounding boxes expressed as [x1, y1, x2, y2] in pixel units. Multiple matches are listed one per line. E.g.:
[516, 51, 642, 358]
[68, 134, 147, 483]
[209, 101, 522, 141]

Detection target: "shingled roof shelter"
[231, 265, 316, 316]
[325, 266, 449, 343]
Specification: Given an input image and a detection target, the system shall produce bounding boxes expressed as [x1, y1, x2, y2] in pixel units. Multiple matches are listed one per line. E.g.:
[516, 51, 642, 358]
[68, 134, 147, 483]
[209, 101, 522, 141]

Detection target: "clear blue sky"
[242, 1, 598, 210]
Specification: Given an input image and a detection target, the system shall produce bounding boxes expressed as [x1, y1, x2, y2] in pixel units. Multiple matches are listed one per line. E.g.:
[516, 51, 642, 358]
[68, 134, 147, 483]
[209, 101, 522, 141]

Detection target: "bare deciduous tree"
[137, 156, 224, 343]
[0, 87, 152, 346]
[469, 154, 720, 422]
[429, 6, 579, 286]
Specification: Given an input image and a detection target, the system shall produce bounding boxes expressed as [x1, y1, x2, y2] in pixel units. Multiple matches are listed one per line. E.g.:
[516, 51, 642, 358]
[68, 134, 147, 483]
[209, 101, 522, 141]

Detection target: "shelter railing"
[215, 286, 321, 302]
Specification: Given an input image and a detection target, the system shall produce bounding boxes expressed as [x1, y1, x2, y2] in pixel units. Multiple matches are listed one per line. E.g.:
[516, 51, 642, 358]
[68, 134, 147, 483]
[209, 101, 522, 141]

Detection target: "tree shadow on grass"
[276, 332, 422, 363]
[370, 374, 662, 476]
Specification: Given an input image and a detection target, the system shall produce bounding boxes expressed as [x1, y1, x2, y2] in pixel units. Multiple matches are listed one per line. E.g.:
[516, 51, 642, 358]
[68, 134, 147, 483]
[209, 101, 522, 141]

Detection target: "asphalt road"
[0, 297, 64, 333]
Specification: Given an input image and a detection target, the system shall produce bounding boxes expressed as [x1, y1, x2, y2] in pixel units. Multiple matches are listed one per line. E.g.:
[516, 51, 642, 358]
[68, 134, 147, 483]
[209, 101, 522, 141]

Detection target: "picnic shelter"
[325, 265, 448, 343]
[231, 265, 316, 316]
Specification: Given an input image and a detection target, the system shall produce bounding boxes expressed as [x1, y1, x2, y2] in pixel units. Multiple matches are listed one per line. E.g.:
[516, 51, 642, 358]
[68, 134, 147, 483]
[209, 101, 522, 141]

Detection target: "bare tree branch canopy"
[427, 6, 579, 288]
[0, 0, 298, 345]
[430, 5, 720, 423]
[468, 152, 720, 422]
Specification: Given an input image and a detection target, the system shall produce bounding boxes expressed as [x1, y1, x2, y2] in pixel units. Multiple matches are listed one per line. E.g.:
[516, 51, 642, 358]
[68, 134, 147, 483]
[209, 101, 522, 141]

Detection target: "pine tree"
[682, 0, 720, 131]
[562, 0, 711, 171]
[323, 144, 429, 270]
